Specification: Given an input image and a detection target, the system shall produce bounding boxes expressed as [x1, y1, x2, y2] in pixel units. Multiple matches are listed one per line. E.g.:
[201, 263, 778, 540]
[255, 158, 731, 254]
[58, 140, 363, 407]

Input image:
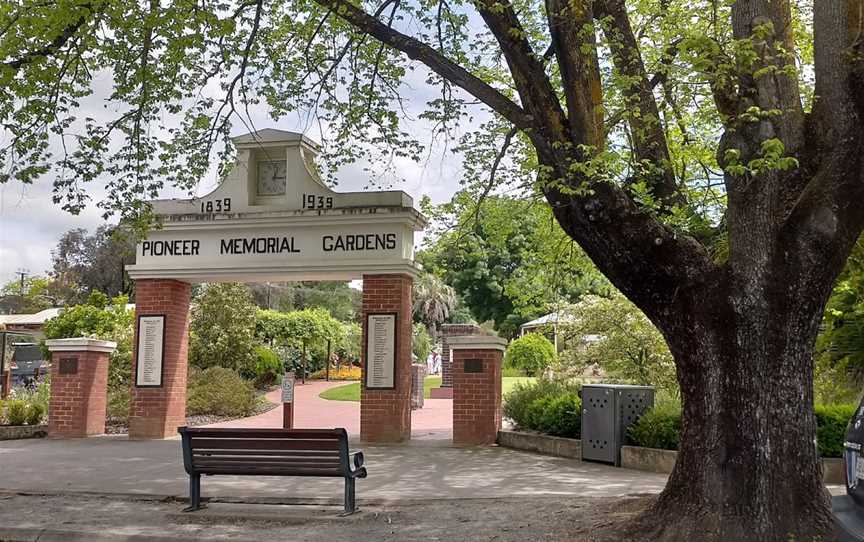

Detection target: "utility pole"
[15, 269, 29, 291]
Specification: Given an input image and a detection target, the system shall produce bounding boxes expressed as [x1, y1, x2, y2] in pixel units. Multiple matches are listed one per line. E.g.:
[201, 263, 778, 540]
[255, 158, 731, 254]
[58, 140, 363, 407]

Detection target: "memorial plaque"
[136, 315, 166, 387]
[365, 313, 396, 389]
[282, 373, 295, 403]
[464, 359, 484, 373]
[59, 357, 78, 375]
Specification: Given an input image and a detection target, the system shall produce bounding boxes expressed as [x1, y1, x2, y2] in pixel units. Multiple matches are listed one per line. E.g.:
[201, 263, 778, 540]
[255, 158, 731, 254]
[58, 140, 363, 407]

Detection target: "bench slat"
[183, 428, 345, 439]
[195, 456, 341, 468]
[196, 466, 343, 476]
[189, 438, 341, 451]
[192, 449, 339, 458]
[196, 460, 340, 470]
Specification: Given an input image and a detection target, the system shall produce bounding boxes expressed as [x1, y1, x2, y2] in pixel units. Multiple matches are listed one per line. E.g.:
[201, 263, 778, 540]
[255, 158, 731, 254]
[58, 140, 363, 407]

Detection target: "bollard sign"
[282, 374, 295, 403]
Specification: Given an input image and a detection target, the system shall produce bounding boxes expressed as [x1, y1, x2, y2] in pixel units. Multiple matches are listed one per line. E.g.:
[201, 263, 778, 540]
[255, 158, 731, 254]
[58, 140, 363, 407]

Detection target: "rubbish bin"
[581, 384, 654, 466]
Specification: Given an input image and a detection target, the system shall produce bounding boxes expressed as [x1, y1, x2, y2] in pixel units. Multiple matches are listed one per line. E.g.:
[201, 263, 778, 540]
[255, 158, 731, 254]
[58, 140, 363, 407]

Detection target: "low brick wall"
[823, 458, 844, 485]
[621, 445, 846, 484]
[620, 445, 678, 474]
[497, 430, 581, 460]
[0, 425, 47, 441]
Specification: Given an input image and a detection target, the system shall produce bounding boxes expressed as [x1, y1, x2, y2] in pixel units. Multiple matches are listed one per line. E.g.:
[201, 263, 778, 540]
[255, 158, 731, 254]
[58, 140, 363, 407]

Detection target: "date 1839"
[200, 198, 231, 213]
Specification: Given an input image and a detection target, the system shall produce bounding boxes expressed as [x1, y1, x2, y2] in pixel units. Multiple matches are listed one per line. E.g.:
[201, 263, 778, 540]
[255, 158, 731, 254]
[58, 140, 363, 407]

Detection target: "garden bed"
[620, 445, 845, 484]
[0, 424, 48, 440]
[105, 392, 280, 435]
[497, 430, 581, 460]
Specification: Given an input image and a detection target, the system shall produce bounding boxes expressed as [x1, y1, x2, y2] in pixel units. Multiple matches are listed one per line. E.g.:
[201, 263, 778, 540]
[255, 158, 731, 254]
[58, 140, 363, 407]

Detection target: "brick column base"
[450, 336, 507, 446]
[45, 338, 117, 438]
[360, 274, 412, 443]
[129, 279, 191, 439]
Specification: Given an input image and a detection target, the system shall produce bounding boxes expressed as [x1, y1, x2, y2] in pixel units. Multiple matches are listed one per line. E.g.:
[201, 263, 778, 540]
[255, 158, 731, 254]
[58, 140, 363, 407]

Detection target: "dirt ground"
[0, 491, 653, 541]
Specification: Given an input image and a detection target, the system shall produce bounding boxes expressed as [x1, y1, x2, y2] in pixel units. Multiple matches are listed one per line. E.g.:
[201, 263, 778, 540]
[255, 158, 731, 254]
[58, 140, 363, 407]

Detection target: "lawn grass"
[318, 376, 535, 402]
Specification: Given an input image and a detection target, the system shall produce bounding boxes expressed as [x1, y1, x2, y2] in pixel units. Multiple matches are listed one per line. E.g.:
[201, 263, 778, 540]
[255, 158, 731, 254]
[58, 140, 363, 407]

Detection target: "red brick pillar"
[360, 274, 413, 443]
[450, 335, 507, 446]
[129, 279, 192, 439]
[45, 338, 117, 438]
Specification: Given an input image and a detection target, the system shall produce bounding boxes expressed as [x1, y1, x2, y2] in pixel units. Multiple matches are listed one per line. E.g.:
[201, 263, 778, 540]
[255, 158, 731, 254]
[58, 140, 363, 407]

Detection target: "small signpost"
[282, 372, 295, 429]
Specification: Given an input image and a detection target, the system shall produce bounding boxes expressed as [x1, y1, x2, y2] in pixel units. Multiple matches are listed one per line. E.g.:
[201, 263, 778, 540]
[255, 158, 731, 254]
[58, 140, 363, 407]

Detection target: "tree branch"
[314, 0, 534, 131]
[812, 0, 864, 150]
[472, 0, 570, 144]
[545, 0, 603, 146]
[3, 3, 93, 72]
[595, 0, 681, 205]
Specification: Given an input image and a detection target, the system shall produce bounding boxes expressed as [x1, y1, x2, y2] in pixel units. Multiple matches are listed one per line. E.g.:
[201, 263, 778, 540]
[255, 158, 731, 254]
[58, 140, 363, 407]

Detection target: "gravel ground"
[105, 391, 279, 435]
[0, 492, 651, 541]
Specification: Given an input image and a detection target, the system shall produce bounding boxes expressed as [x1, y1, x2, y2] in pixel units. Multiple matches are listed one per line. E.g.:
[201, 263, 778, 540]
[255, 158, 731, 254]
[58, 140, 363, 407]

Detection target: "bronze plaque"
[464, 359, 483, 373]
[59, 357, 78, 375]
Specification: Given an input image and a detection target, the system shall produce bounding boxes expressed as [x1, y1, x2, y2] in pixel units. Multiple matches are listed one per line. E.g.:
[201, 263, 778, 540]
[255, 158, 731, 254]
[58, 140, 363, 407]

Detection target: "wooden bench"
[178, 427, 367, 514]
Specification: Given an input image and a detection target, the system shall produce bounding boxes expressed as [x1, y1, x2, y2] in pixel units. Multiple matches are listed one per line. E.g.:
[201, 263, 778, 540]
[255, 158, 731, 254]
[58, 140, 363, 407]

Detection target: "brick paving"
[208, 379, 453, 440]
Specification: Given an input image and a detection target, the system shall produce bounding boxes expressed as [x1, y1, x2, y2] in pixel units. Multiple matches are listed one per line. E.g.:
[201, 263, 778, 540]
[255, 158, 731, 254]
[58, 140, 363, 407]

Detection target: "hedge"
[627, 402, 856, 457]
[503, 379, 581, 438]
[815, 403, 856, 458]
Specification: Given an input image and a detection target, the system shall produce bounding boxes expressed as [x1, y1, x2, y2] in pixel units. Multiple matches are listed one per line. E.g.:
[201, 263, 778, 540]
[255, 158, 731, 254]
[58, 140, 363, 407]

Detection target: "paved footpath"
[0, 437, 847, 541]
[210, 380, 453, 440]
[0, 435, 670, 540]
[0, 436, 667, 500]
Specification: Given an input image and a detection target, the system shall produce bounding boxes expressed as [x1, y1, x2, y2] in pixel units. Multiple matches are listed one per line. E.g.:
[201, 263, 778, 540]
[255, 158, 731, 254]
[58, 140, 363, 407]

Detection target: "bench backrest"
[178, 427, 350, 477]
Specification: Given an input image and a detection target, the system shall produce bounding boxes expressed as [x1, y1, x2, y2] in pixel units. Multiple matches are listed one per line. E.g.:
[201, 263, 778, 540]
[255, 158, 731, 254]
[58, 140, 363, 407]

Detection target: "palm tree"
[412, 274, 456, 340]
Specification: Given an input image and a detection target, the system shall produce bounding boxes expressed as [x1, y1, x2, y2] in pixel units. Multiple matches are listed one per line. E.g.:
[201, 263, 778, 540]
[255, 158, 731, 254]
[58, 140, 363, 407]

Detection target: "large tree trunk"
[635, 286, 835, 540]
[607, 219, 848, 541]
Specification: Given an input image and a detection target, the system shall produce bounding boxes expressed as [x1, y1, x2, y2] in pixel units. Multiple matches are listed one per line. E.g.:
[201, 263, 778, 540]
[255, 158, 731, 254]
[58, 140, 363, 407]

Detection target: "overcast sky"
[0, 70, 481, 285]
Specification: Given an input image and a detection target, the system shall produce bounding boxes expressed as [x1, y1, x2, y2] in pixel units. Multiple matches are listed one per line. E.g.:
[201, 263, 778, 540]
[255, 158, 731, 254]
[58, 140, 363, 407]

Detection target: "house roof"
[0, 304, 135, 326]
[520, 312, 575, 330]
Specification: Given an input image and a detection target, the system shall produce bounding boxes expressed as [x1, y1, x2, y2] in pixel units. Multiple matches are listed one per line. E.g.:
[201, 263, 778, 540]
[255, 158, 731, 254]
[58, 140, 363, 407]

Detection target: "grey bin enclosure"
[581, 384, 654, 466]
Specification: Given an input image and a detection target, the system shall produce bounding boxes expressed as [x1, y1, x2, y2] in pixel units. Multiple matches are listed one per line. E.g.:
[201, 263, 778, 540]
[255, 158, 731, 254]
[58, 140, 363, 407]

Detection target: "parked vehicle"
[835, 396, 864, 540]
[9, 343, 47, 388]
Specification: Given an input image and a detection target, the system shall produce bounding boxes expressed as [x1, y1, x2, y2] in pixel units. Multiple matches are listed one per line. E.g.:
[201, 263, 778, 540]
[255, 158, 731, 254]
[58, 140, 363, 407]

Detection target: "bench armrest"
[348, 451, 367, 479]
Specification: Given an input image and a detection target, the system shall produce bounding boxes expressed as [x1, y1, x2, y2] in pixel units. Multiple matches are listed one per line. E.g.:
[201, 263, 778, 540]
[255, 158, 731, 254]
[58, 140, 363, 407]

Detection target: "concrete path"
[0, 436, 668, 501]
[209, 380, 453, 440]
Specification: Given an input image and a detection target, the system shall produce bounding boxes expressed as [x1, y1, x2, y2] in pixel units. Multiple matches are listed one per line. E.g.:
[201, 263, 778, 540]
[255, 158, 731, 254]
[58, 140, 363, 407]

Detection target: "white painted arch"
[125, 129, 426, 283]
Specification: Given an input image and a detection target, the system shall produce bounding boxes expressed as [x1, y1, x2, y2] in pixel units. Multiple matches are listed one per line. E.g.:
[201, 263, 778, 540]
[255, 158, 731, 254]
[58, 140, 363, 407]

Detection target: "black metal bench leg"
[183, 474, 203, 512]
[340, 477, 356, 516]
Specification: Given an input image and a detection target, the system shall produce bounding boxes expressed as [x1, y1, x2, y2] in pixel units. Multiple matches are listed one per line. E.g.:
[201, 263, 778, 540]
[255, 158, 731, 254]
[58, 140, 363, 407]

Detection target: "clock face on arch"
[257, 160, 287, 196]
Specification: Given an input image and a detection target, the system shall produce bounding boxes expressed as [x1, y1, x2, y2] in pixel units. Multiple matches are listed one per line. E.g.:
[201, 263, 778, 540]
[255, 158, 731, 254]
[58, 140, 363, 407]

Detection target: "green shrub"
[25, 403, 45, 425]
[187, 367, 258, 417]
[252, 346, 283, 388]
[815, 403, 856, 458]
[503, 379, 582, 437]
[108, 387, 131, 421]
[538, 394, 582, 438]
[627, 402, 681, 450]
[504, 334, 556, 376]
[6, 400, 27, 426]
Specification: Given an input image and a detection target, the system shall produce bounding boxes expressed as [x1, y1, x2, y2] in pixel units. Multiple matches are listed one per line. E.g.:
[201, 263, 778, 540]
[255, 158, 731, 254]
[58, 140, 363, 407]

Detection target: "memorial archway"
[125, 129, 425, 442]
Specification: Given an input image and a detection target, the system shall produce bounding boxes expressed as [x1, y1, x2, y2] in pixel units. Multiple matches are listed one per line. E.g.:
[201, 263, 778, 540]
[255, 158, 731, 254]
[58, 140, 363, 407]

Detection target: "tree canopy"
[418, 193, 608, 335]
[5, 0, 864, 538]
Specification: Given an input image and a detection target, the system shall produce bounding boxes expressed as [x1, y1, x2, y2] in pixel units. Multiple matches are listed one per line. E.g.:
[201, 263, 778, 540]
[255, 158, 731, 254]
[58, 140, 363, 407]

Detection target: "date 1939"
[302, 194, 334, 209]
